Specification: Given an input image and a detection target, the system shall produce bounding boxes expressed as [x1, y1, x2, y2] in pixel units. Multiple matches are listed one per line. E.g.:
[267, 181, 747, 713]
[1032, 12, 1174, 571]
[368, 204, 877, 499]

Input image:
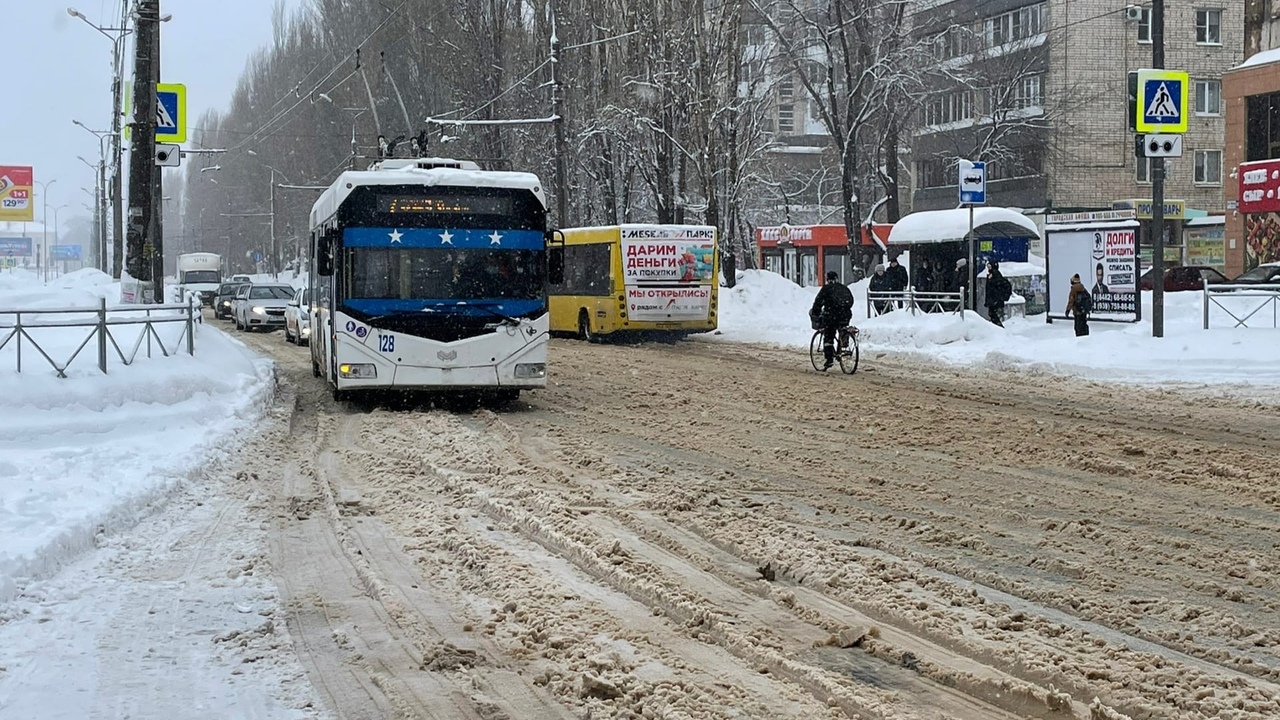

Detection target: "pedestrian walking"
[1065, 273, 1091, 336]
[984, 261, 1012, 327]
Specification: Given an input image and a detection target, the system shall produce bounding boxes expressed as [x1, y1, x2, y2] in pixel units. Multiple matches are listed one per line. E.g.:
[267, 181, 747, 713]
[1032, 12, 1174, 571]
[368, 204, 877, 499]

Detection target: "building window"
[777, 78, 795, 134]
[1014, 74, 1044, 109]
[983, 3, 1046, 48]
[1137, 8, 1151, 43]
[1196, 9, 1221, 45]
[918, 156, 954, 188]
[1194, 149, 1222, 185]
[922, 89, 974, 126]
[1194, 80, 1221, 115]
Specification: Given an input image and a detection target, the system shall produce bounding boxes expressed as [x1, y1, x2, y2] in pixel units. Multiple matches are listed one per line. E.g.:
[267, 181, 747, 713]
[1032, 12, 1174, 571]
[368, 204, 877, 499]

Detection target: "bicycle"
[809, 325, 860, 374]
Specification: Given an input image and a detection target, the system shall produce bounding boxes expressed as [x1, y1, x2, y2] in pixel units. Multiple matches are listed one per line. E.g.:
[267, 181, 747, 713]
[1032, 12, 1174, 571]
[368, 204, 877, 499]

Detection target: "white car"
[232, 283, 294, 331]
[284, 288, 312, 345]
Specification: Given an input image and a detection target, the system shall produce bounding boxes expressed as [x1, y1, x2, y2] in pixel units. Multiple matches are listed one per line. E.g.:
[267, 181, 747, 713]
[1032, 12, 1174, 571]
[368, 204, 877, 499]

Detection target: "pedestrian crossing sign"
[1135, 69, 1188, 134]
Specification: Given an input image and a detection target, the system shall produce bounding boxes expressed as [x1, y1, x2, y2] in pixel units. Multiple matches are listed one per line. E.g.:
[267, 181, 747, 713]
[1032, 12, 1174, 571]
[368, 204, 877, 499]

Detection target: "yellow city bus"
[549, 224, 719, 340]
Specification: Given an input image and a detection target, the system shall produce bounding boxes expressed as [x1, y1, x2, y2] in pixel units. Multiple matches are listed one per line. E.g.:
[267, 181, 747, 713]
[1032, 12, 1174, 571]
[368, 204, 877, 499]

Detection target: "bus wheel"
[578, 310, 595, 343]
[333, 387, 347, 403]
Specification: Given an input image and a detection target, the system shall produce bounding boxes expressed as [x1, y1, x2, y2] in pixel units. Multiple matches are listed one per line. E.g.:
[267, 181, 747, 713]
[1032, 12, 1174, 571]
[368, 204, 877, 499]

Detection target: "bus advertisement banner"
[626, 286, 711, 321]
[622, 235, 716, 284]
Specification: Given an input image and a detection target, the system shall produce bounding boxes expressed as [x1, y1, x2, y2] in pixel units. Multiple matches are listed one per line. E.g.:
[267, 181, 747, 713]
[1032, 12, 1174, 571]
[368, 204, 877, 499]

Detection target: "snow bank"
[0, 270, 273, 602]
[710, 270, 1280, 389]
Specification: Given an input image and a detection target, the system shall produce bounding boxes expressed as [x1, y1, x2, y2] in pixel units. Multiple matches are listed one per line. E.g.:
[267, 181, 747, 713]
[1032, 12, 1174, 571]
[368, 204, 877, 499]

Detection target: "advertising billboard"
[0, 237, 33, 255]
[0, 165, 35, 222]
[1237, 159, 1280, 215]
[50, 245, 82, 261]
[1046, 223, 1140, 323]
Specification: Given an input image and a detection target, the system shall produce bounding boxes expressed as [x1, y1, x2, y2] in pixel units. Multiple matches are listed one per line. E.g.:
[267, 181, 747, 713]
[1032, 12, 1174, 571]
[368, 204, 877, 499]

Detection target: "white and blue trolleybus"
[307, 157, 562, 402]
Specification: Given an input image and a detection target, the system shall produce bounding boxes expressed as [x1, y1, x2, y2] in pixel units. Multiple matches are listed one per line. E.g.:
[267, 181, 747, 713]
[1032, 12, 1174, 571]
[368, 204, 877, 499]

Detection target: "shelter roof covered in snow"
[887, 207, 1039, 245]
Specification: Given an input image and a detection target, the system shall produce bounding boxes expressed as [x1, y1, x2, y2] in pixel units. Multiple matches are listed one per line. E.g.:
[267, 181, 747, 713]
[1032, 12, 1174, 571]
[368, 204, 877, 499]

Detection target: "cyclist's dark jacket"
[811, 281, 854, 325]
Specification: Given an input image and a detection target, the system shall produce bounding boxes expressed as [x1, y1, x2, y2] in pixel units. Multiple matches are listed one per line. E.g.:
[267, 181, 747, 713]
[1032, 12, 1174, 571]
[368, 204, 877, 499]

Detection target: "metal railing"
[1202, 284, 1280, 329]
[867, 289, 965, 317]
[0, 298, 198, 377]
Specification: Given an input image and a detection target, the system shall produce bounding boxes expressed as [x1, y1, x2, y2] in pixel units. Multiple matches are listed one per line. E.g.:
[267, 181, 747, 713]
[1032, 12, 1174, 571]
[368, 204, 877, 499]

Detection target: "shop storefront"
[756, 224, 891, 286]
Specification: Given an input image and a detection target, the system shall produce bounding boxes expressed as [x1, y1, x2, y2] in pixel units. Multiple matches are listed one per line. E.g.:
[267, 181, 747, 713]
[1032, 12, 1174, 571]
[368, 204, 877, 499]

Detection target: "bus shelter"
[887, 207, 1038, 307]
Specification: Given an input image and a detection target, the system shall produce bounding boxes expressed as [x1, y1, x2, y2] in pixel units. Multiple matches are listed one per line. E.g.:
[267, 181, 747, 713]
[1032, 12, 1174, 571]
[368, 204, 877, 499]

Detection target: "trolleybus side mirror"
[317, 229, 336, 276]
[546, 229, 565, 285]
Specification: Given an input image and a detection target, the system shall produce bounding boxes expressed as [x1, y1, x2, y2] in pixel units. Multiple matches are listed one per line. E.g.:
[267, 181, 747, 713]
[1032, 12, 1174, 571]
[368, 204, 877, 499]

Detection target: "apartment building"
[910, 0, 1245, 217]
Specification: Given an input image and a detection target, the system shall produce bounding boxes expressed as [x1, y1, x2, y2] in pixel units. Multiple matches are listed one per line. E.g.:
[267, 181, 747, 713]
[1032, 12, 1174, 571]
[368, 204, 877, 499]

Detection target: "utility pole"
[269, 168, 278, 277]
[110, 13, 127, 281]
[149, 2, 165, 305]
[549, 0, 568, 227]
[125, 0, 158, 301]
[1151, 0, 1166, 337]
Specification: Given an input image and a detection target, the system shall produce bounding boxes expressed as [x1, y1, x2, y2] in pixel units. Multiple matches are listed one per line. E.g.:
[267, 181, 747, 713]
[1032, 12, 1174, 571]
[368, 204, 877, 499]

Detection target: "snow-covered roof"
[887, 207, 1040, 245]
[1235, 47, 1280, 70]
[309, 159, 547, 228]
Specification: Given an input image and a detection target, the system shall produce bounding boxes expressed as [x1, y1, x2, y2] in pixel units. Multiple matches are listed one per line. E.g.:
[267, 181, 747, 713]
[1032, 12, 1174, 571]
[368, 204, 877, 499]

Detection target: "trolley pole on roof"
[550, 0, 568, 227]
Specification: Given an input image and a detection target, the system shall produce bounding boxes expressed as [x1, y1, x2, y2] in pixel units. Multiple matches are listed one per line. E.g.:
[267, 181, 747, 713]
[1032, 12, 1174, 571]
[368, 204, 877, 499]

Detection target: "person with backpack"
[809, 270, 855, 370]
[984, 261, 1013, 327]
[1065, 273, 1091, 336]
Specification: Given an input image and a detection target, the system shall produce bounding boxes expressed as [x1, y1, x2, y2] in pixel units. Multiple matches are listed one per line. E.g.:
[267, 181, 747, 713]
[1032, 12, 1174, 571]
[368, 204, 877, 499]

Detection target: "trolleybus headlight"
[251, 306, 266, 316]
[514, 363, 546, 379]
[339, 363, 377, 379]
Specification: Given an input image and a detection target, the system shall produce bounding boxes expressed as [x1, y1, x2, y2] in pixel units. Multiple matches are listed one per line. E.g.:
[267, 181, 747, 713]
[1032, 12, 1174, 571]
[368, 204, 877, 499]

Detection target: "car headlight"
[514, 363, 546, 379]
[251, 306, 266, 315]
[338, 363, 377, 379]
[221, 300, 230, 307]
[301, 326, 311, 336]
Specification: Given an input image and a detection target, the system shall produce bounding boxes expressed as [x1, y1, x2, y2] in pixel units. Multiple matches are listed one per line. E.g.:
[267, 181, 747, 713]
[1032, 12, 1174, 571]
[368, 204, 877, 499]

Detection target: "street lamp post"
[77, 153, 107, 272]
[73, 122, 111, 273]
[35, 179, 57, 282]
[51, 204, 70, 280]
[68, 5, 132, 281]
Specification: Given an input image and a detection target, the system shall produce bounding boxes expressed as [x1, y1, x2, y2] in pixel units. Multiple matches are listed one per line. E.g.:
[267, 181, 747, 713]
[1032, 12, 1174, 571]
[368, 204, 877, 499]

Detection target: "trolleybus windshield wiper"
[363, 308, 436, 325]
[455, 301, 521, 326]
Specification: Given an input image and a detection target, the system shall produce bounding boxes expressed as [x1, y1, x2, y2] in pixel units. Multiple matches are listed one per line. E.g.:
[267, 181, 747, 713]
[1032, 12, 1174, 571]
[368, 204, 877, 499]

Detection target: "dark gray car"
[213, 282, 247, 320]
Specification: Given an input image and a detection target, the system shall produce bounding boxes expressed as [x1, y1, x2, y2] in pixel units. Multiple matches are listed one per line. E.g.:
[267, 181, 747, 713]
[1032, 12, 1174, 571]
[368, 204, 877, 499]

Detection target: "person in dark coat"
[886, 257, 909, 292]
[809, 270, 855, 370]
[868, 264, 893, 315]
[1065, 273, 1090, 336]
[984, 261, 1013, 327]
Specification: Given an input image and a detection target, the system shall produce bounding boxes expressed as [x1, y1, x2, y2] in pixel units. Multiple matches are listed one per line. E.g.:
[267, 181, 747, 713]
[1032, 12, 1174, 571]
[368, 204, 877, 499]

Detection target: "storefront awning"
[888, 207, 1040, 245]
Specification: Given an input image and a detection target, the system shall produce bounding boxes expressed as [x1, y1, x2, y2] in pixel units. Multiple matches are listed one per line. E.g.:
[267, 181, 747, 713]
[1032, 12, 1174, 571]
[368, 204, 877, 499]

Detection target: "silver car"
[233, 283, 294, 331]
[284, 288, 312, 345]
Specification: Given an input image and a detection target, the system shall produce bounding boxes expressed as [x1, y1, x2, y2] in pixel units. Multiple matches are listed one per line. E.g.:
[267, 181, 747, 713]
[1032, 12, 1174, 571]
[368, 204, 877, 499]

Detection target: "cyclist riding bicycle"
[809, 270, 854, 370]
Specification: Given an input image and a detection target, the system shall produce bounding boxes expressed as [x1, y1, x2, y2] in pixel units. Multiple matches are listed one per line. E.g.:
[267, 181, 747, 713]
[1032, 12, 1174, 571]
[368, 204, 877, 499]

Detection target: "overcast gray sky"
[2, 0, 301, 227]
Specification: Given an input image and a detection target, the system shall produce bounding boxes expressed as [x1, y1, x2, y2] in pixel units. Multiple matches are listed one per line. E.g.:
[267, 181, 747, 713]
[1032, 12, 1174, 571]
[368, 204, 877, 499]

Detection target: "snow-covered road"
[4, 267, 1280, 719]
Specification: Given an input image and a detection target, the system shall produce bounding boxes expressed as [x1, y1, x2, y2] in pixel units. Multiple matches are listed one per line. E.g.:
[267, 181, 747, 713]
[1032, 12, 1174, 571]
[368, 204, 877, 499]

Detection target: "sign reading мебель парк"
[621, 225, 716, 321]
[1046, 224, 1140, 323]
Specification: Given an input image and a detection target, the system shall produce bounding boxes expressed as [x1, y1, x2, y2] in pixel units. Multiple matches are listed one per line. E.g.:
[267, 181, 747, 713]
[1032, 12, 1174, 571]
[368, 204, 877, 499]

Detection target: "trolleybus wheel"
[578, 309, 595, 343]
